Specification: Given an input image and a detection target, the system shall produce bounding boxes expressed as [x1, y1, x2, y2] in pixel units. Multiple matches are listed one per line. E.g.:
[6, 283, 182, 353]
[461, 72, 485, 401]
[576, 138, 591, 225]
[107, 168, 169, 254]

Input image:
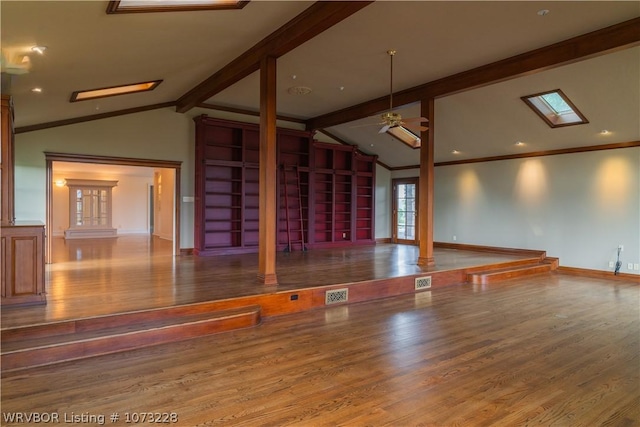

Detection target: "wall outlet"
[634, 263, 639, 271]
[628, 263, 634, 270]
[619, 245, 624, 252]
[453, 235, 457, 241]
[608, 261, 615, 268]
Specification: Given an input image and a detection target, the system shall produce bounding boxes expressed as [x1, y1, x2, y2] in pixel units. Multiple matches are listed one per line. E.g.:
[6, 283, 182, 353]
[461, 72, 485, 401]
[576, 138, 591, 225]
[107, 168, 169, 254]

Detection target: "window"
[70, 80, 162, 102]
[387, 126, 421, 148]
[521, 89, 588, 128]
[106, 0, 249, 14]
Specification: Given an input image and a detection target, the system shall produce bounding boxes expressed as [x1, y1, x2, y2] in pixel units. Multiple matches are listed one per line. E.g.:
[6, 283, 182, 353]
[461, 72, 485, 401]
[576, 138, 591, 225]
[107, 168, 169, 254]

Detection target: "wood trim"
[180, 248, 194, 256]
[44, 153, 182, 257]
[375, 238, 391, 244]
[434, 242, 547, 259]
[175, 1, 373, 113]
[1, 95, 15, 223]
[15, 102, 176, 134]
[434, 141, 640, 167]
[306, 17, 640, 130]
[386, 141, 640, 170]
[197, 103, 306, 124]
[44, 152, 182, 169]
[520, 89, 589, 128]
[557, 266, 640, 283]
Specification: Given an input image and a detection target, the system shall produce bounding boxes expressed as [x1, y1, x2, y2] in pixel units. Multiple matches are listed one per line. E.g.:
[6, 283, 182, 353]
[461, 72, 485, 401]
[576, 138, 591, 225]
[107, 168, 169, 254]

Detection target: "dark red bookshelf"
[194, 116, 376, 256]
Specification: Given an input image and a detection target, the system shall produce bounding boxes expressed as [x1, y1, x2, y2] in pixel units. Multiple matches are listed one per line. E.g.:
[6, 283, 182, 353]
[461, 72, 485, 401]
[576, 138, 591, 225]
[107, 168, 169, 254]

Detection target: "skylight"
[70, 80, 162, 102]
[387, 126, 421, 148]
[106, 0, 248, 13]
[521, 89, 588, 128]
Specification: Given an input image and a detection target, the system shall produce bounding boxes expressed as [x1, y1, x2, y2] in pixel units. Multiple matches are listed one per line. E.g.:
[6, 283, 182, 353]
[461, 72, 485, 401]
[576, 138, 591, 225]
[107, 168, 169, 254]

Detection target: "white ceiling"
[2, 1, 639, 167]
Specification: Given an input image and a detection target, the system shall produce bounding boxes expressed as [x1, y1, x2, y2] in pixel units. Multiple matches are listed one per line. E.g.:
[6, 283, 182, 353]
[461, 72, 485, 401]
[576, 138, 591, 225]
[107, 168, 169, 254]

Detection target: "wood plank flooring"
[2, 273, 638, 426]
[2, 236, 536, 328]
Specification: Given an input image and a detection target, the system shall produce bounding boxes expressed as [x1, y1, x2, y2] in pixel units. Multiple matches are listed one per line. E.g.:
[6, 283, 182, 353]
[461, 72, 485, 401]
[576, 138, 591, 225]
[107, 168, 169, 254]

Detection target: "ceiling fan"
[355, 50, 428, 134]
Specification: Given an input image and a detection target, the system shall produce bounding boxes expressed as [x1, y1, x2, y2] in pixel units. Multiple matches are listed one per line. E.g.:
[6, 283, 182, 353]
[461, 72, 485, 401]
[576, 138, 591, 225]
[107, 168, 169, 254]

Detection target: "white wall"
[384, 147, 639, 274]
[14, 107, 194, 248]
[375, 164, 391, 240]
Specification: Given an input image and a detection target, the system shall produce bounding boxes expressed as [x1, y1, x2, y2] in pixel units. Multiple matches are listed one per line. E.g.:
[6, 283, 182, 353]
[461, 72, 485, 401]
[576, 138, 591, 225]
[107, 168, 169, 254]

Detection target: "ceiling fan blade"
[378, 124, 391, 134]
[404, 124, 428, 132]
[401, 117, 428, 123]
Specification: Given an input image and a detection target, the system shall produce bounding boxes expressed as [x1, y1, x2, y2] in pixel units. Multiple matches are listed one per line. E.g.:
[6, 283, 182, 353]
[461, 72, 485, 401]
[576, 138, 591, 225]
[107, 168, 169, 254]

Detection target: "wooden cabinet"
[1, 222, 46, 306]
[193, 116, 376, 256]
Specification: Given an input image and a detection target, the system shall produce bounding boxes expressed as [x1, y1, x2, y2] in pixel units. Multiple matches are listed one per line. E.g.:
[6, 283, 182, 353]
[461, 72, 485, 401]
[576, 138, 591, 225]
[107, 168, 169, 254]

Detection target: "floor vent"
[325, 288, 348, 305]
[415, 276, 432, 290]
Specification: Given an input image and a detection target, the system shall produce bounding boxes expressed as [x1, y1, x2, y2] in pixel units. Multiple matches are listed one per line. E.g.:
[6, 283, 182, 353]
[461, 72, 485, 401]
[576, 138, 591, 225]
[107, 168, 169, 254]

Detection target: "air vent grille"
[325, 288, 348, 305]
[415, 276, 432, 290]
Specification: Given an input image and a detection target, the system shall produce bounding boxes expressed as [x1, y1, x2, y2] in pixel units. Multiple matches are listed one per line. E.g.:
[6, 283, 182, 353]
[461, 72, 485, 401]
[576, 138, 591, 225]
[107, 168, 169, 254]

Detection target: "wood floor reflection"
[2, 272, 638, 426]
[2, 235, 534, 327]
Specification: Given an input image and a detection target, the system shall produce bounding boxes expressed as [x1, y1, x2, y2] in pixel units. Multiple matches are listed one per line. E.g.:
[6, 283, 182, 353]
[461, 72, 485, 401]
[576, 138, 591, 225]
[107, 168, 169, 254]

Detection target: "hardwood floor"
[2, 236, 536, 327]
[2, 273, 638, 426]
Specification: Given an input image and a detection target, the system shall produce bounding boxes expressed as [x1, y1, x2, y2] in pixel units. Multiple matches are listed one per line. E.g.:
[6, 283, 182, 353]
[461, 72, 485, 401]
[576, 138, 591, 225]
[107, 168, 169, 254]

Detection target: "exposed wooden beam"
[175, 1, 373, 114]
[307, 17, 640, 130]
[15, 102, 176, 134]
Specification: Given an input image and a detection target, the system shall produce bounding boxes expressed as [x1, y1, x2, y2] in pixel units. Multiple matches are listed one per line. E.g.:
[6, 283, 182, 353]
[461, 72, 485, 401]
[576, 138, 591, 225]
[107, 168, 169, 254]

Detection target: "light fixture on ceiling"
[287, 86, 312, 95]
[537, 9, 549, 16]
[600, 130, 611, 135]
[31, 87, 43, 93]
[452, 149, 460, 154]
[31, 46, 47, 55]
[515, 141, 525, 146]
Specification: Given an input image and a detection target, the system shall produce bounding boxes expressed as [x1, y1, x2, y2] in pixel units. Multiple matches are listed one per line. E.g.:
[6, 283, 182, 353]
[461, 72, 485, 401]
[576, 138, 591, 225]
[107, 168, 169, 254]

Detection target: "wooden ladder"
[281, 165, 307, 252]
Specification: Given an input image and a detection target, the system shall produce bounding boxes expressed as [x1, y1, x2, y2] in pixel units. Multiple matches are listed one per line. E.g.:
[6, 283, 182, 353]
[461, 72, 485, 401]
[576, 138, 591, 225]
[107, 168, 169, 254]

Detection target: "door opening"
[392, 178, 418, 245]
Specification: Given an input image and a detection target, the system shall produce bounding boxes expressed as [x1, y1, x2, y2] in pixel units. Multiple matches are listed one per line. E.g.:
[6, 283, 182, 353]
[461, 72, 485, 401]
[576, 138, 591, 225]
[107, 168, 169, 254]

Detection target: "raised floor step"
[468, 262, 555, 285]
[1, 304, 261, 372]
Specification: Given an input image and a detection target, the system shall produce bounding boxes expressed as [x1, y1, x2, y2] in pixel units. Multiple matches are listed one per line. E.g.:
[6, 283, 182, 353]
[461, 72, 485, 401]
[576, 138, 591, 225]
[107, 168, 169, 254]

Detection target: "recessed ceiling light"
[537, 9, 549, 16]
[600, 130, 611, 135]
[30, 46, 47, 55]
[31, 87, 43, 93]
[339, 86, 345, 91]
[451, 149, 460, 154]
[515, 141, 525, 146]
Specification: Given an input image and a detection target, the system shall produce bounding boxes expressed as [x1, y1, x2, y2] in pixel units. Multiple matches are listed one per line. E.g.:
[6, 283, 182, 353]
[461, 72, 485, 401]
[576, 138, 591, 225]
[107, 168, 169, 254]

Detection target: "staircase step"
[468, 263, 554, 285]
[1, 305, 261, 372]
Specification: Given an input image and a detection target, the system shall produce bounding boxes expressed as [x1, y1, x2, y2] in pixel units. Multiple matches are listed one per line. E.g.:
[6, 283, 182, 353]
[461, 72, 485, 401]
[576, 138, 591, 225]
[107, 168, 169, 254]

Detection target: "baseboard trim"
[557, 266, 640, 282]
[180, 248, 194, 256]
[376, 238, 392, 244]
[434, 242, 546, 259]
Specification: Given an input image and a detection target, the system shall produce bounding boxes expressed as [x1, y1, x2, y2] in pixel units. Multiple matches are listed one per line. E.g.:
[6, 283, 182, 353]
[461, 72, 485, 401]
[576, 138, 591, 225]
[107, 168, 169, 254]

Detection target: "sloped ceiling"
[1, 1, 639, 167]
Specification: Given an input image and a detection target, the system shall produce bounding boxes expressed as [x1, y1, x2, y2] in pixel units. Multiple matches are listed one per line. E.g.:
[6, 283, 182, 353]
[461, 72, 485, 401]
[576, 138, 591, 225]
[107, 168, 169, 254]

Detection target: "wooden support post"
[258, 56, 279, 285]
[418, 98, 435, 267]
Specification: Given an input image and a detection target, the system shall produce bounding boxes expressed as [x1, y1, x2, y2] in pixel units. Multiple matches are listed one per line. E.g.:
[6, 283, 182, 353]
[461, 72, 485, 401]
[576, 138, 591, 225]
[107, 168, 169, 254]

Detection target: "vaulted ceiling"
[2, 1, 638, 168]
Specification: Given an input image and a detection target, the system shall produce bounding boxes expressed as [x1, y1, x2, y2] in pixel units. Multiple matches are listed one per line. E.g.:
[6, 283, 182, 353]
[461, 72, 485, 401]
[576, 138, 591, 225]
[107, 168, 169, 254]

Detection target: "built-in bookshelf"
[194, 116, 376, 256]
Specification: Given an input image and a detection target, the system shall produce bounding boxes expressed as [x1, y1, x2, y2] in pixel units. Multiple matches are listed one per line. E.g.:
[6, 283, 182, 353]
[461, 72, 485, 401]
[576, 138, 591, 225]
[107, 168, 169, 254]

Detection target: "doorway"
[45, 152, 181, 263]
[392, 178, 418, 245]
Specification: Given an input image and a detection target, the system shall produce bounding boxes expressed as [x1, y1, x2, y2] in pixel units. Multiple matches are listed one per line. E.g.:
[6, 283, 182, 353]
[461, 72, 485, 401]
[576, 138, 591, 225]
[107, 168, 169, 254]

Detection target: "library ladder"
[281, 165, 307, 252]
